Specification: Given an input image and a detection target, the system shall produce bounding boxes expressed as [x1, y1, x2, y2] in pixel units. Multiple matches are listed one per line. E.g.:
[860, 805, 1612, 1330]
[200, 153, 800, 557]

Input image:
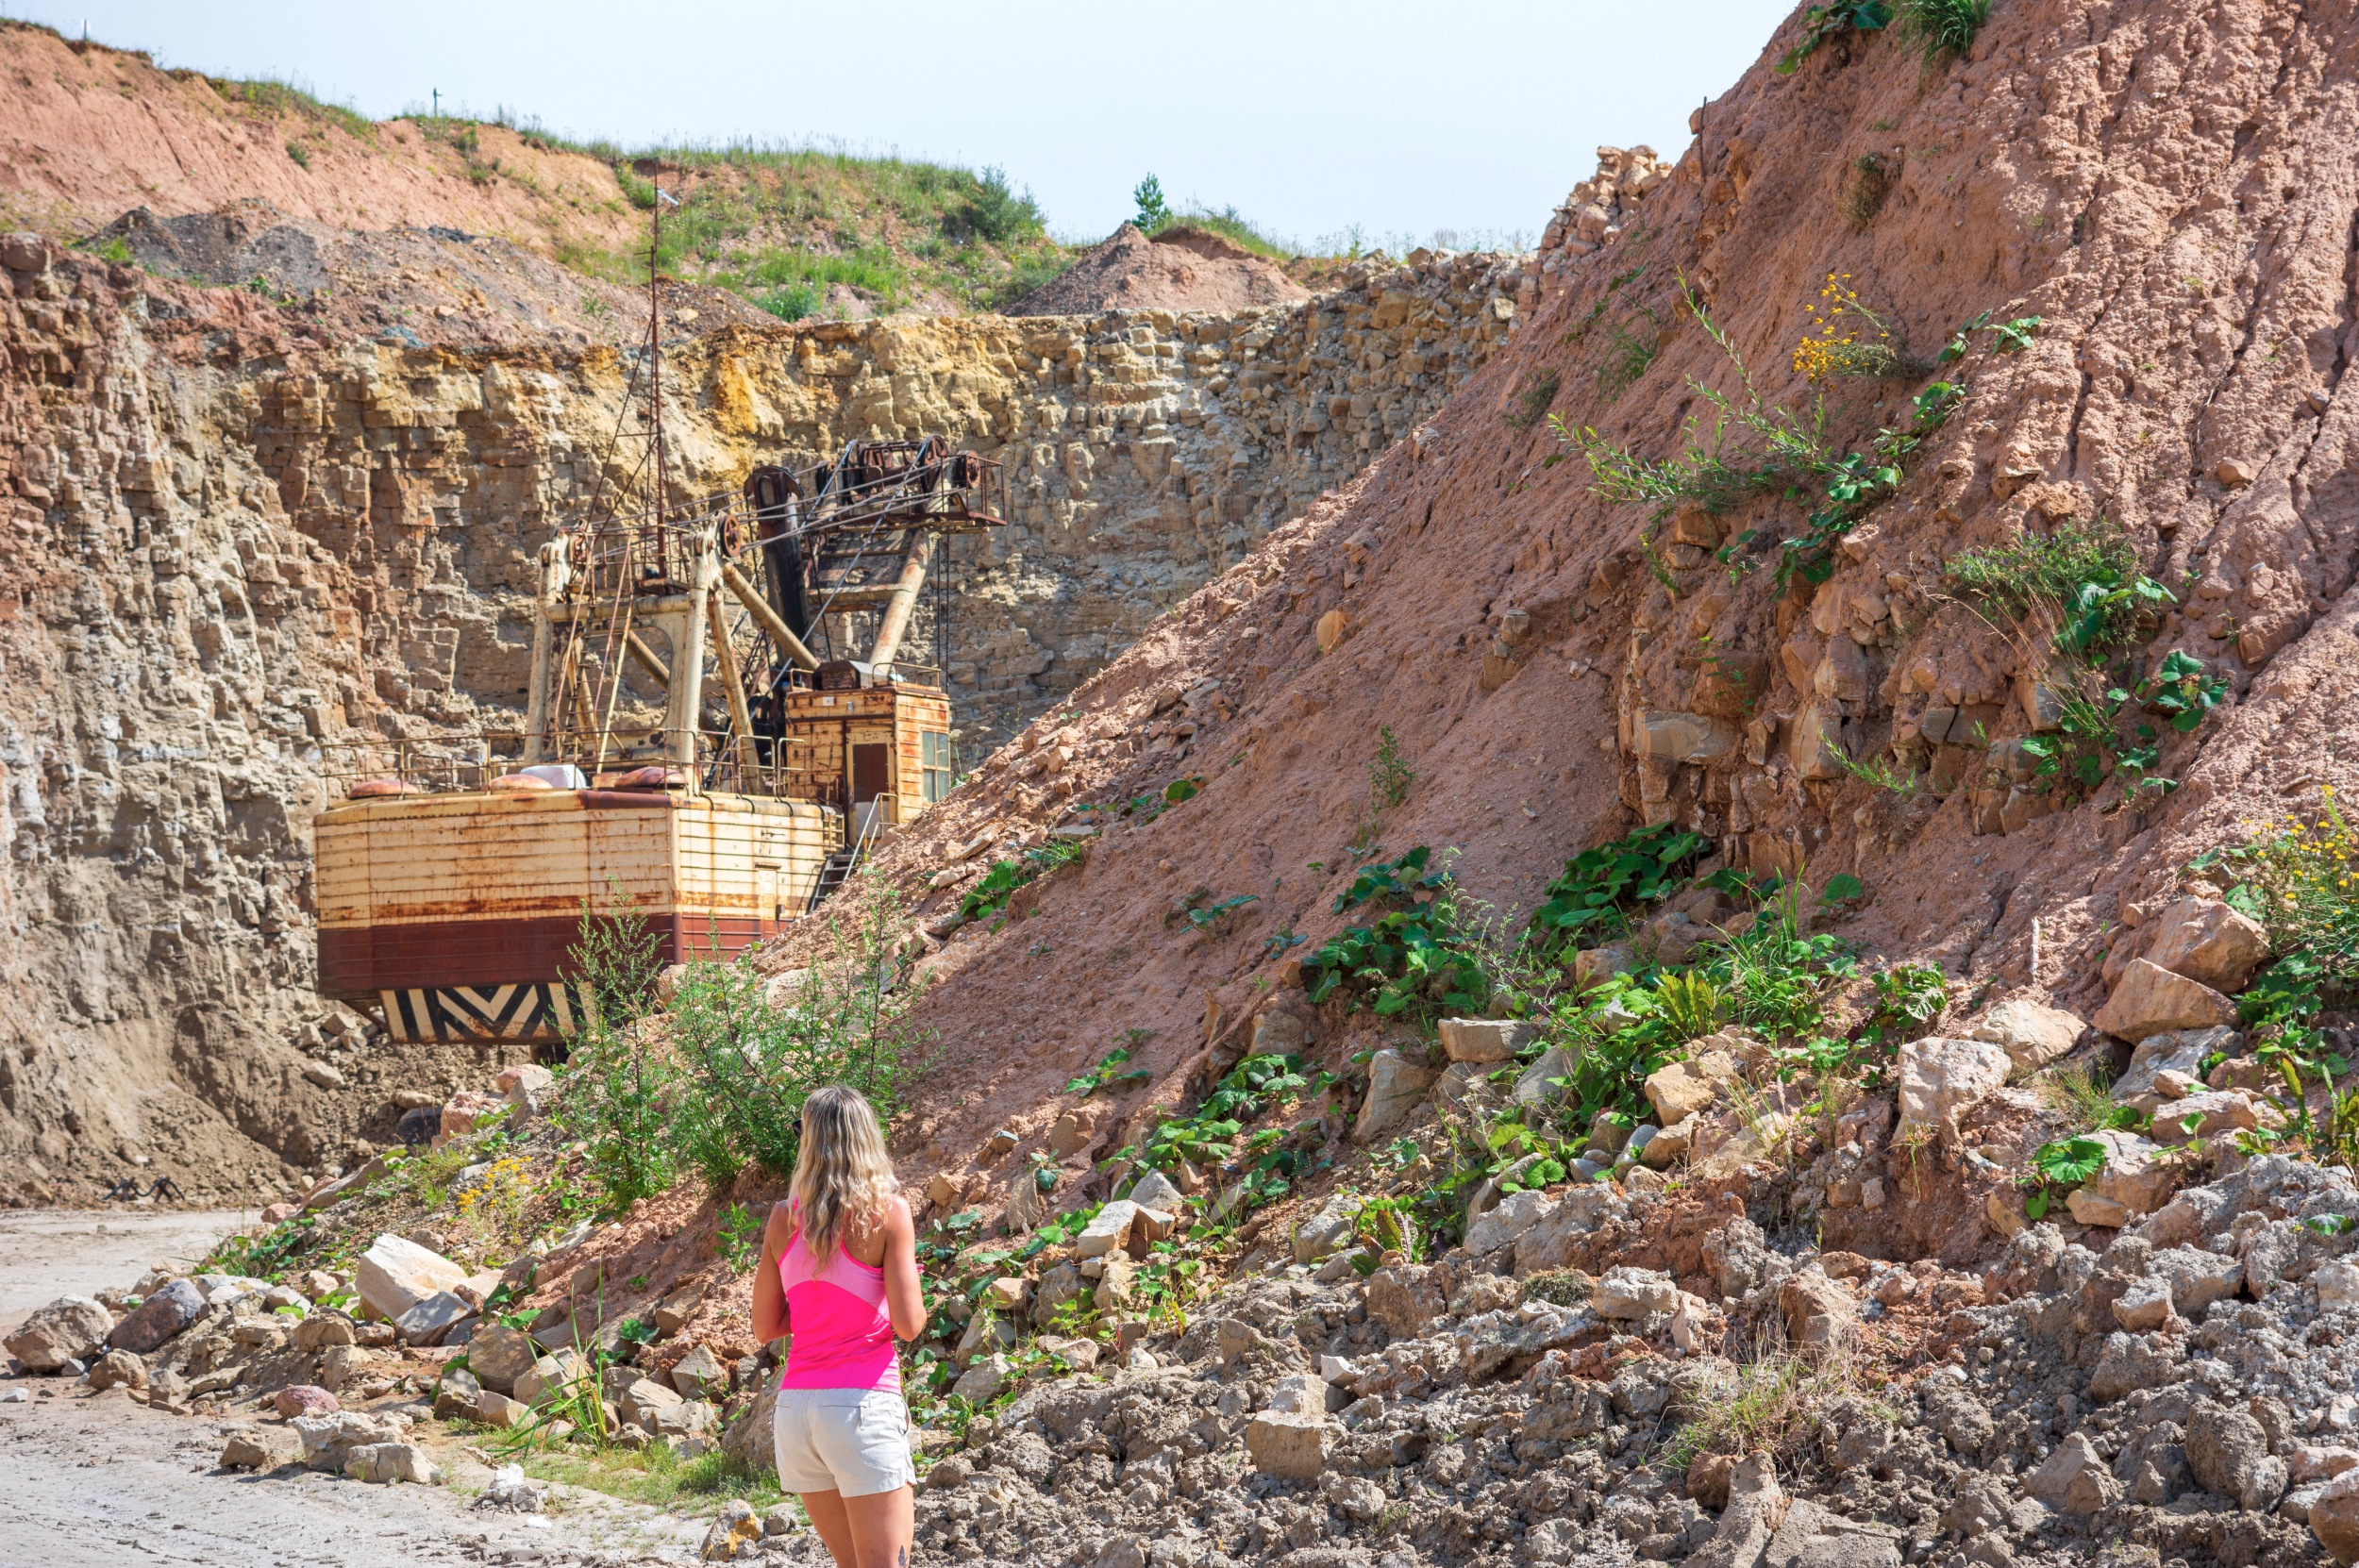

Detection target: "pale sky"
[8, 0, 1791, 249]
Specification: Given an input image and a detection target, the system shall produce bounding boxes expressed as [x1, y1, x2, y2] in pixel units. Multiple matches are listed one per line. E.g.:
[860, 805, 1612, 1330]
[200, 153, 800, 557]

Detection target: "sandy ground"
[0, 1211, 728, 1566]
[0, 1209, 253, 1334]
[0, 1389, 712, 1566]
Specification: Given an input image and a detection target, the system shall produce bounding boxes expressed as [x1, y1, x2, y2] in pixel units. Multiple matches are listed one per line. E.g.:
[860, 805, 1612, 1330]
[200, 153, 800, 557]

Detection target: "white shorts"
[771, 1387, 916, 1498]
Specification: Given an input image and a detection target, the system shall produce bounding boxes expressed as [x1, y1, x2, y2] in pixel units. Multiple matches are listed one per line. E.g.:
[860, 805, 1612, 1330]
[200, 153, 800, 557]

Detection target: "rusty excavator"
[310, 182, 1002, 1047]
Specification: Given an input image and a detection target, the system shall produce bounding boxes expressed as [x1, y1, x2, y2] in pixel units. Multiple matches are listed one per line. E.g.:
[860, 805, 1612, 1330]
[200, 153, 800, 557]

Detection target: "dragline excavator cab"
[308, 435, 1003, 1048]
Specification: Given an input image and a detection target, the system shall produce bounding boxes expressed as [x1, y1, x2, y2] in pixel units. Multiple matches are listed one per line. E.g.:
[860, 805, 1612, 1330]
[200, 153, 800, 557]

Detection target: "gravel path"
[0, 1208, 253, 1332]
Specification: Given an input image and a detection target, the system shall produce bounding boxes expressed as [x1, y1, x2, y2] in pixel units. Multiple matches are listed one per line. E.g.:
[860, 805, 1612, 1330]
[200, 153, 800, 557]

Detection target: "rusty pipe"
[865, 531, 932, 671]
[720, 560, 820, 672]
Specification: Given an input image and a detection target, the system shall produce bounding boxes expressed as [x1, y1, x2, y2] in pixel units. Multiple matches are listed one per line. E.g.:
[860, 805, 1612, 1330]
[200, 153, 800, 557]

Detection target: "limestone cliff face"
[0, 230, 1519, 1203]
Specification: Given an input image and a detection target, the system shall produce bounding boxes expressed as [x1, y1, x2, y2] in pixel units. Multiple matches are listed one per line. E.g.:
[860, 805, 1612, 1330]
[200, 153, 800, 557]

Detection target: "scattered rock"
[108, 1277, 206, 1355]
[344, 1441, 441, 1485]
[1245, 1410, 1330, 1480]
[951, 1353, 1011, 1403]
[393, 1289, 473, 1346]
[274, 1383, 340, 1418]
[2140, 897, 2270, 993]
[84, 1349, 147, 1392]
[4, 1296, 114, 1372]
[2023, 1431, 2119, 1515]
[1895, 1037, 2013, 1144]
[2314, 1470, 2359, 1563]
[2114, 1026, 2235, 1114]
[1354, 1046, 1438, 1141]
[2189, 1400, 2289, 1512]
[293, 1410, 408, 1472]
[1594, 1266, 1678, 1320]
[2095, 959, 2238, 1042]
[1438, 1017, 1534, 1063]
[1966, 999, 2086, 1074]
[1779, 1268, 1856, 1348]
[466, 1324, 538, 1392]
[355, 1234, 468, 1323]
[702, 1499, 763, 1560]
[670, 1343, 730, 1401]
[219, 1425, 305, 1471]
[1464, 1186, 1554, 1258]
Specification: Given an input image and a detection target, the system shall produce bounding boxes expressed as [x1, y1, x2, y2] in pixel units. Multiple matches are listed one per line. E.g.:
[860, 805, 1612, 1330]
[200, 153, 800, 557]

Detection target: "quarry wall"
[0, 232, 1521, 1203]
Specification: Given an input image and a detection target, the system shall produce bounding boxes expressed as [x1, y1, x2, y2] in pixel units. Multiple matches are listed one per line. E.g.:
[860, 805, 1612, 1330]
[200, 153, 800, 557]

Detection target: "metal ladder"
[806, 797, 890, 911]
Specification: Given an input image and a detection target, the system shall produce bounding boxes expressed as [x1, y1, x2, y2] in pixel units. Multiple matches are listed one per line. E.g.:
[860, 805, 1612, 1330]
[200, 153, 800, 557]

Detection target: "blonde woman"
[751, 1086, 928, 1568]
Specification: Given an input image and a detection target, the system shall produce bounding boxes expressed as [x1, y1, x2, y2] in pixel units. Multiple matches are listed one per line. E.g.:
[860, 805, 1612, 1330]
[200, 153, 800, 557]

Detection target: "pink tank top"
[777, 1208, 899, 1393]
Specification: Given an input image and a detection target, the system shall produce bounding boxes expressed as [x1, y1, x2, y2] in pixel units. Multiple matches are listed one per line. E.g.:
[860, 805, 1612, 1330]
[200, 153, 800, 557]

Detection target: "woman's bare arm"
[879, 1195, 929, 1343]
[747, 1200, 796, 1345]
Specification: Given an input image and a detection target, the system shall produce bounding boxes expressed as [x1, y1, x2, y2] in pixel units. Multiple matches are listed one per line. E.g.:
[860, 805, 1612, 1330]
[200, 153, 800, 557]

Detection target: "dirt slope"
[828, 0, 2359, 1198]
[0, 23, 633, 253]
[1005, 224, 1311, 316]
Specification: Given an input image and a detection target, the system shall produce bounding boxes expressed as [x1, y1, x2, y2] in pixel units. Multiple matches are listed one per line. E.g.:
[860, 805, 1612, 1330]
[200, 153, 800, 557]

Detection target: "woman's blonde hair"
[789, 1086, 898, 1268]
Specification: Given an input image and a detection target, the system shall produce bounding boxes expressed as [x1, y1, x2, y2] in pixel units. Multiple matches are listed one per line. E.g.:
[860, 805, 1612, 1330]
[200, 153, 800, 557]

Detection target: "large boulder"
[1966, 999, 2086, 1074]
[2095, 959, 2238, 1042]
[1354, 1047, 1437, 1142]
[108, 1278, 206, 1355]
[4, 1296, 114, 1372]
[355, 1235, 467, 1323]
[2139, 897, 2270, 993]
[1895, 1037, 2012, 1144]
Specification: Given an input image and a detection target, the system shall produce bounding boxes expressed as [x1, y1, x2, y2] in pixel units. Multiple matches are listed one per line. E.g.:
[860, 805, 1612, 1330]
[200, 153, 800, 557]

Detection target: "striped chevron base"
[379, 982, 583, 1043]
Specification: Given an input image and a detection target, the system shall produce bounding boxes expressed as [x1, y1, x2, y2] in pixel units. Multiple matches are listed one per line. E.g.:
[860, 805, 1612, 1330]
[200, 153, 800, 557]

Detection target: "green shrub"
[285, 141, 311, 170]
[665, 879, 934, 1187]
[1942, 520, 2158, 649]
[754, 281, 822, 322]
[954, 167, 1043, 243]
[1131, 174, 1172, 231]
[1525, 822, 1707, 953]
[555, 896, 678, 1209]
[1301, 848, 1489, 1021]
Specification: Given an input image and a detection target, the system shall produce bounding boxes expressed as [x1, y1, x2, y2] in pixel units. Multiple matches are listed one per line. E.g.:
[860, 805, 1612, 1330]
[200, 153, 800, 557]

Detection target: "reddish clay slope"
[0, 23, 632, 251]
[790, 0, 2359, 1202]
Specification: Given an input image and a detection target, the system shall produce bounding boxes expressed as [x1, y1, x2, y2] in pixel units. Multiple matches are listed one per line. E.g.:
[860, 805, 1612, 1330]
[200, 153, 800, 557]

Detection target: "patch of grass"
[1841, 152, 1895, 230]
[519, 1443, 785, 1515]
[1895, 0, 1990, 65]
[285, 142, 311, 171]
[214, 75, 374, 142]
[1596, 319, 1659, 402]
[1505, 368, 1563, 430]
[1942, 519, 2164, 652]
[1663, 1343, 1891, 1467]
[1522, 1269, 1593, 1307]
[1369, 725, 1414, 810]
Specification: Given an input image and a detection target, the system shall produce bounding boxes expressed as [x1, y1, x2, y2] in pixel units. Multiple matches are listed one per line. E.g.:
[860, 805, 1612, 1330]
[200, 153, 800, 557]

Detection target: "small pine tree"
[1132, 174, 1172, 233]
